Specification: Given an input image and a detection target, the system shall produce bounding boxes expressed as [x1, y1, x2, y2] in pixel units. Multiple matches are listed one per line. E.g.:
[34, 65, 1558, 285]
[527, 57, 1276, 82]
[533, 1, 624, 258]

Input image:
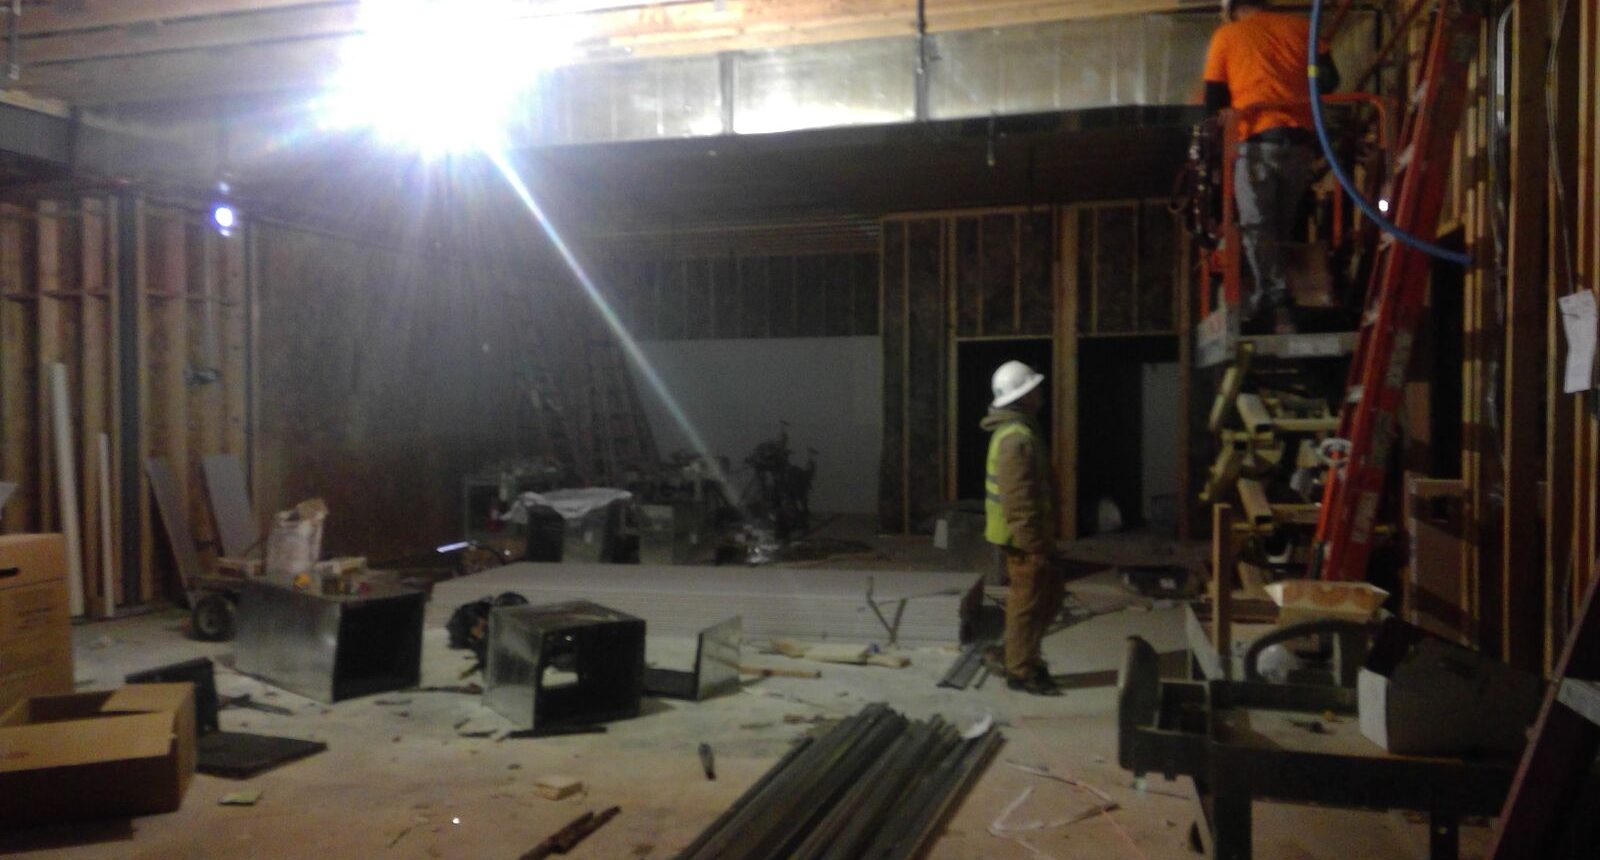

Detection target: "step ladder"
[1309, 0, 1482, 581]
[1486, 572, 1600, 858]
[583, 337, 658, 487]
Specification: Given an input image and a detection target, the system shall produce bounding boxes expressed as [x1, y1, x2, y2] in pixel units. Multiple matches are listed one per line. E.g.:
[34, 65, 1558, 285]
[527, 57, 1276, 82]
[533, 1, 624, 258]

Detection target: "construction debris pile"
[677, 704, 1002, 860]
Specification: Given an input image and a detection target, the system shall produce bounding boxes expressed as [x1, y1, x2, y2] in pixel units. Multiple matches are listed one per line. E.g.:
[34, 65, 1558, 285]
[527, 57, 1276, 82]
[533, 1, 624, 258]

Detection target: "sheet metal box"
[485, 601, 644, 731]
[234, 580, 425, 703]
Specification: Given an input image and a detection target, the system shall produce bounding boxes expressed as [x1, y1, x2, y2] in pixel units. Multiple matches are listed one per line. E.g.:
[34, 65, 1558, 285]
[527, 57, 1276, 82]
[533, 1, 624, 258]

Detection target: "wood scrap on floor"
[769, 639, 910, 668]
[535, 776, 584, 801]
[738, 664, 821, 679]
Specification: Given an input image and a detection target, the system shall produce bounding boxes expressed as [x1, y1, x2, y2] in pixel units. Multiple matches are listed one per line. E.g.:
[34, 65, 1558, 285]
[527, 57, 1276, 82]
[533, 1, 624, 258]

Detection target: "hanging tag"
[1559, 291, 1598, 394]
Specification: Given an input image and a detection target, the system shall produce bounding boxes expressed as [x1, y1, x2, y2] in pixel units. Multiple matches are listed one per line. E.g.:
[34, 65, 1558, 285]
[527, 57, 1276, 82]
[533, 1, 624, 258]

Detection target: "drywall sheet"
[629, 336, 882, 514]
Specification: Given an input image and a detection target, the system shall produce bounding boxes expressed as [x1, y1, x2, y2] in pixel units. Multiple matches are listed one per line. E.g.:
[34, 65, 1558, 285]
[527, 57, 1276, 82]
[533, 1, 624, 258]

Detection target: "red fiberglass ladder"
[1311, 0, 1484, 581]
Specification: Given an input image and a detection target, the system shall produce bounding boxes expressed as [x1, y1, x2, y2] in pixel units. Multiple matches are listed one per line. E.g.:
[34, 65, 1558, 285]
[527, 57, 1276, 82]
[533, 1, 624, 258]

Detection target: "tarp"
[505, 488, 633, 524]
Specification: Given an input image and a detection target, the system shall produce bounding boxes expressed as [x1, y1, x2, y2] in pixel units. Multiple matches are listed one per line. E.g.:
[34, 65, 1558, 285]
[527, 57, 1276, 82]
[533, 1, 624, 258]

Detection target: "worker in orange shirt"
[1203, 0, 1339, 333]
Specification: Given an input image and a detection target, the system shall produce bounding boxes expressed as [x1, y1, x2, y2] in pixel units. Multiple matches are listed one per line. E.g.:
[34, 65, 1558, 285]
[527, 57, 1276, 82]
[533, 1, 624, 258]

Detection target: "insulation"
[739, 257, 771, 338]
[1018, 211, 1055, 335]
[1137, 202, 1177, 331]
[850, 253, 880, 336]
[768, 257, 798, 338]
[905, 220, 946, 533]
[979, 214, 1017, 336]
[794, 255, 826, 337]
[1093, 206, 1138, 333]
[712, 257, 740, 339]
[953, 218, 982, 338]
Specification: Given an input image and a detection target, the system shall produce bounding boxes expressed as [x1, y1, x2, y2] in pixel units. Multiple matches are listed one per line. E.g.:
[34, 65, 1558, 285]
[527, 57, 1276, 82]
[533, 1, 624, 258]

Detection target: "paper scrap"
[1560, 291, 1598, 393]
[219, 790, 262, 806]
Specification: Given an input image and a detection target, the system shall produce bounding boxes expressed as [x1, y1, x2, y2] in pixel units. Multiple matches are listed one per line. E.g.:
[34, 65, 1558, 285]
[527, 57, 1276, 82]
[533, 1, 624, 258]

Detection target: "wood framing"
[0, 195, 254, 612]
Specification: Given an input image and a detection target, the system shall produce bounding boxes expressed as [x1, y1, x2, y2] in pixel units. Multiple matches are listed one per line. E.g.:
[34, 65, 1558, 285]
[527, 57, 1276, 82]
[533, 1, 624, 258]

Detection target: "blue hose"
[1307, 0, 1472, 265]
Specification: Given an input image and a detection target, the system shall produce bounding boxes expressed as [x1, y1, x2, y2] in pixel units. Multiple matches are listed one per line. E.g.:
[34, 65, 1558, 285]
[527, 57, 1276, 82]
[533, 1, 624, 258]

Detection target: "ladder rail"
[1312, 0, 1481, 581]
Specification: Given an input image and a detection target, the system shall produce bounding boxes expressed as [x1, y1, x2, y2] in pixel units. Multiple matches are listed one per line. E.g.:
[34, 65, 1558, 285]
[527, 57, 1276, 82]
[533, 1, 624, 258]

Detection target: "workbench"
[1119, 641, 1515, 860]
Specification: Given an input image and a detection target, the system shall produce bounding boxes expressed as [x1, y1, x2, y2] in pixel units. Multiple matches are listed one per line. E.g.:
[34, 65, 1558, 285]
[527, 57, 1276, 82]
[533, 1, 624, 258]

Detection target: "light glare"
[321, 0, 579, 154]
[1377, 198, 1390, 213]
[212, 205, 236, 230]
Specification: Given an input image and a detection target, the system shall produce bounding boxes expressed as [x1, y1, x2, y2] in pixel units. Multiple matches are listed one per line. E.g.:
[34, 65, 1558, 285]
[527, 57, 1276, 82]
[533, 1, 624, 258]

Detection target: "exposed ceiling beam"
[14, 0, 1196, 105]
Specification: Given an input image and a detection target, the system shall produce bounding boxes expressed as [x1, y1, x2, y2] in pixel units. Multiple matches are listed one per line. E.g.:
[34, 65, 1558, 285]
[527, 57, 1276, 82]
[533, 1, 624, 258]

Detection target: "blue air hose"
[1307, 0, 1472, 265]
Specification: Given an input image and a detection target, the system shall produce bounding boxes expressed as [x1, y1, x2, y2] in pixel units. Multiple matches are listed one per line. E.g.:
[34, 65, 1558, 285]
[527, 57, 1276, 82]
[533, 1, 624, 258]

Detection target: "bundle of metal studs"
[677, 703, 1002, 860]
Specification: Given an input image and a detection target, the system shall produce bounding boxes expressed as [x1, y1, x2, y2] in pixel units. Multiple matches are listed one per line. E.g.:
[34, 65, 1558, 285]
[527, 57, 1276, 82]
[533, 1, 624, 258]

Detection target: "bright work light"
[320, 0, 579, 154]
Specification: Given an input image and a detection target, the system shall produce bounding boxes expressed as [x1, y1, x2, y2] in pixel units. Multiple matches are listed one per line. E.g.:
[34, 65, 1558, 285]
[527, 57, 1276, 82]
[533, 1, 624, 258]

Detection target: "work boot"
[1006, 666, 1062, 697]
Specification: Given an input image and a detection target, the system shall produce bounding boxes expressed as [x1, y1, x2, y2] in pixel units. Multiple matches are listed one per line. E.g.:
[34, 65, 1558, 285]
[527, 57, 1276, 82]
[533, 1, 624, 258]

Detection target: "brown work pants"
[1002, 550, 1066, 679]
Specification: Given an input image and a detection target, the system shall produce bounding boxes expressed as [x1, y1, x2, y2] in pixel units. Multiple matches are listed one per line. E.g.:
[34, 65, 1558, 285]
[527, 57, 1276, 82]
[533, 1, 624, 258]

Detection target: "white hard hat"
[991, 361, 1045, 408]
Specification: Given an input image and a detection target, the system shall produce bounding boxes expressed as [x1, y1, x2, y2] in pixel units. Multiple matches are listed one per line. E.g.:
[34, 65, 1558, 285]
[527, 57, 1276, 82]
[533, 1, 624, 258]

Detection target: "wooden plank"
[1211, 503, 1237, 679]
[1405, 475, 1471, 644]
[36, 201, 62, 532]
[107, 198, 125, 606]
[146, 212, 193, 601]
[1235, 478, 1272, 528]
[187, 227, 226, 571]
[203, 454, 260, 558]
[143, 457, 206, 598]
[0, 204, 34, 532]
[79, 198, 111, 611]
[1501, 0, 1549, 672]
[135, 199, 155, 601]
[1056, 208, 1079, 540]
[221, 228, 249, 459]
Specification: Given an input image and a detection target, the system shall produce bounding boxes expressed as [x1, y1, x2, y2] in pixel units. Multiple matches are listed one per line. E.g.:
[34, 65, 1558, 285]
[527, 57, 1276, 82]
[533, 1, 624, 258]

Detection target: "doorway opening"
[955, 338, 1054, 502]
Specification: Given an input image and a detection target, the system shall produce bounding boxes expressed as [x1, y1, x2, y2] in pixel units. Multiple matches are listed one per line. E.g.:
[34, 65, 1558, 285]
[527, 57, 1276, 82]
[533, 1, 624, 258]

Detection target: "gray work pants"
[1234, 141, 1316, 316]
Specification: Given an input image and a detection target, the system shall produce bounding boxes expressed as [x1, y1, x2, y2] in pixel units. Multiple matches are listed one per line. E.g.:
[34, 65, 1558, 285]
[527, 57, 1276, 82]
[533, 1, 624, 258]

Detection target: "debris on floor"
[218, 790, 262, 807]
[698, 742, 716, 780]
[521, 806, 621, 860]
[738, 664, 820, 679]
[534, 776, 584, 801]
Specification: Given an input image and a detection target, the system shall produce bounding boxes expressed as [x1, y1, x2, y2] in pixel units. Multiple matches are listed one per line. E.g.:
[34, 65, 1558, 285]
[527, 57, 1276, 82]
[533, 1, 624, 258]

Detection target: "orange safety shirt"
[1202, 11, 1319, 140]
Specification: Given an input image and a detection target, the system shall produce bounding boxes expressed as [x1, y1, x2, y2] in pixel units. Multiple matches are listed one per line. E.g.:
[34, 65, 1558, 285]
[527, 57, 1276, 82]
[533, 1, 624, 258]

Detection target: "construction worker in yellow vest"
[981, 360, 1065, 696]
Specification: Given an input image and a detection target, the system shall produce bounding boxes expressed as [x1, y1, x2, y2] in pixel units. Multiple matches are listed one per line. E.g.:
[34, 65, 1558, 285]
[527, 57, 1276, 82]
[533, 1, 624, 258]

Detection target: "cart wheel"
[192, 594, 237, 642]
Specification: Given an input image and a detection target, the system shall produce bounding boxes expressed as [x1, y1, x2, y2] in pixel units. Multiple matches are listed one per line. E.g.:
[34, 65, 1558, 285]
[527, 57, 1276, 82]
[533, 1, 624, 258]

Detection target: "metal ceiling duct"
[519, 10, 1377, 147]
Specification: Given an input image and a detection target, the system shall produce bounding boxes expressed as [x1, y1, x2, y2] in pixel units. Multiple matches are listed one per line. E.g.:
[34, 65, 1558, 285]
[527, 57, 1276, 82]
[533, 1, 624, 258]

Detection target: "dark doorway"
[956, 339, 1054, 502]
[1076, 335, 1178, 535]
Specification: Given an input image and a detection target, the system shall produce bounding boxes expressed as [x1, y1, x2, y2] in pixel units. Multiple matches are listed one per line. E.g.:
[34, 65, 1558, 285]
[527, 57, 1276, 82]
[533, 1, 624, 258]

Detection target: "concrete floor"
[0, 547, 1492, 858]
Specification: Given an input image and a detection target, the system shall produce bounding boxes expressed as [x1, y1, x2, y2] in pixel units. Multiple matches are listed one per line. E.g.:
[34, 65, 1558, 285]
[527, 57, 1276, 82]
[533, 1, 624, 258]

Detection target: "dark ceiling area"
[524, 106, 1199, 227]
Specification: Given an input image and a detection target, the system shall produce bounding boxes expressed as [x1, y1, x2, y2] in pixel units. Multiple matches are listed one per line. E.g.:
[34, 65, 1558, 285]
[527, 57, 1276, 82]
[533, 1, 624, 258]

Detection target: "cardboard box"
[0, 534, 73, 713]
[1358, 620, 1543, 756]
[1264, 579, 1388, 626]
[0, 683, 196, 827]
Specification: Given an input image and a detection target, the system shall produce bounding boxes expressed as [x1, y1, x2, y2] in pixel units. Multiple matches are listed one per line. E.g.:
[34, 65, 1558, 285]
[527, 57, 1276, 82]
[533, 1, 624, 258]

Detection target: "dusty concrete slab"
[0, 586, 1485, 859]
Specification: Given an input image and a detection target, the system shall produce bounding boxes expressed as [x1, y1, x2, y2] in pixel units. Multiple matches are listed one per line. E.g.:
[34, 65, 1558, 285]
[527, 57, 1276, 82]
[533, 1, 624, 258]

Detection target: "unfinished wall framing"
[0, 195, 251, 612]
[879, 201, 1186, 535]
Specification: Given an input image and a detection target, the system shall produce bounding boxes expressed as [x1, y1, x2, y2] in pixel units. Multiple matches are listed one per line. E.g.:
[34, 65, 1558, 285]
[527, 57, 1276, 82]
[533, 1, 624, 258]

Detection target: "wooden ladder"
[583, 337, 658, 487]
[1486, 571, 1600, 858]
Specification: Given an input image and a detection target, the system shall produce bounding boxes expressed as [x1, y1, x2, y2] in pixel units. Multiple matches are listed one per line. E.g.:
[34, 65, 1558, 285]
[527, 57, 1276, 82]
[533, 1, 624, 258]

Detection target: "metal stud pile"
[677, 704, 1002, 860]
